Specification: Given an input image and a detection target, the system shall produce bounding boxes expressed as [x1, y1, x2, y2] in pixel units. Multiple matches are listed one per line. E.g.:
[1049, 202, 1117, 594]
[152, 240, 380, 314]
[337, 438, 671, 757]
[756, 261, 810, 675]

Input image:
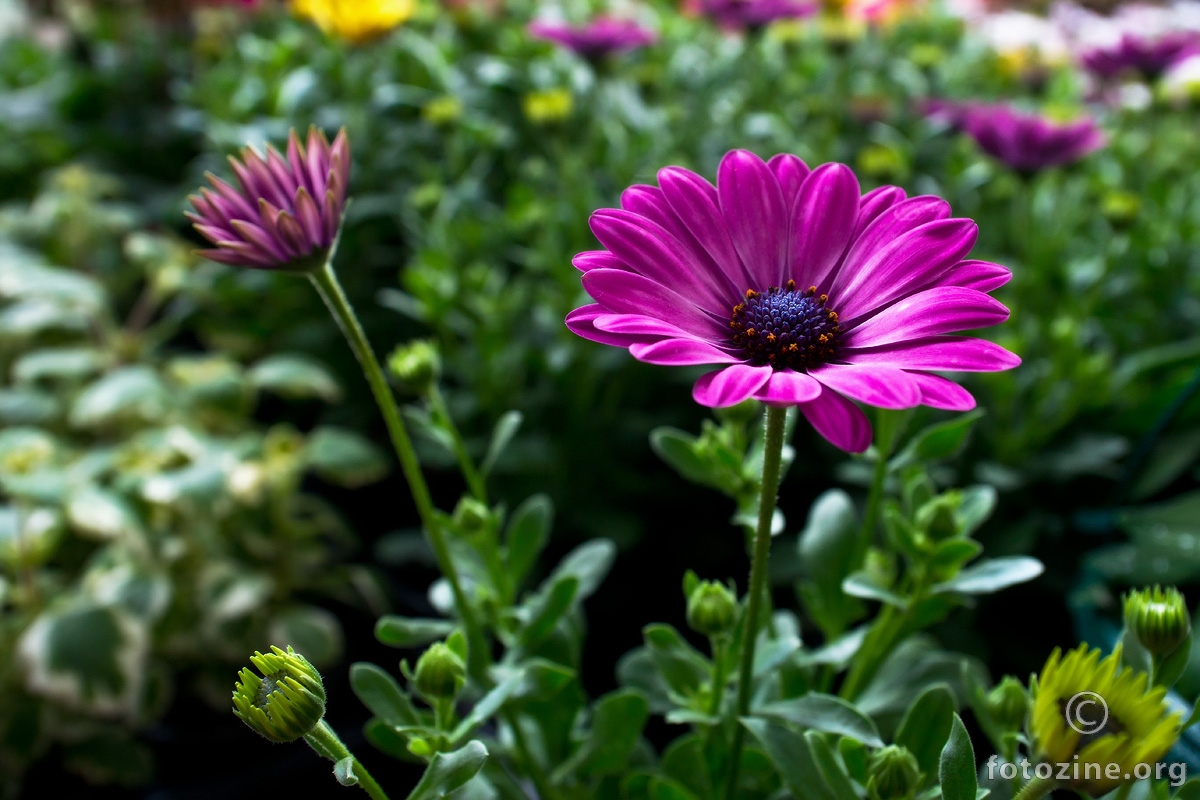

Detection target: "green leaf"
[481, 410, 522, 476]
[350, 663, 421, 727]
[1153, 632, 1192, 689]
[955, 486, 997, 537]
[798, 489, 860, 587]
[519, 576, 579, 647]
[843, 572, 908, 608]
[755, 693, 884, 747]
[740, 718, 838, 800]
[1173, 780, 1200, 800]
[939, 714, 977, 800]
[249, 354, 342, 402]
[505, 494, 553, 591]
[267, 606, 343, 668]
[890, 410, 985, 469]
[17, 602, 148, 716]
[553, 690, 649, 780]
[449, 672, 524, 744]
[896, 683, 957, 784]
[65, 486, 142, 541]
[807, 730, 861, 800]
[62, 731, 153, 787]
[306, 426, 389, 487]
[69, 367, 168, 428]
[13, 347, 108, 384]
[932, 557, 1043, 595]
[375, 616, 457, 648]
[928, 539, 983, 574]
[547, 539, 616, 601]
[406, 740, 489, 800]
[650, 427, 717, 486]
[644, 624, 711, 696]
[334, 757, 359, 786]
[660, 733, 715, 800]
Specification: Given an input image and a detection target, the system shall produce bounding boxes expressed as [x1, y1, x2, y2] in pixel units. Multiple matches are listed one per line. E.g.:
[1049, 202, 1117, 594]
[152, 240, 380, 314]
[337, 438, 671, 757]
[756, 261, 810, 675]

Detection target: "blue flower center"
[729, 280, 841, 370]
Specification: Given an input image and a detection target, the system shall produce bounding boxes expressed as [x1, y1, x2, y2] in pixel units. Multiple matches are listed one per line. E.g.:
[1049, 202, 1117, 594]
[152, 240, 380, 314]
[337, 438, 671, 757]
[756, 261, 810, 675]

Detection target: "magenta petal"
[768, 153, 811, 212]
[629, 338, 741, 366]
[754, 369, 822, 406]
[620, 185, 741, 297]
[791, 163, 861, 290]
[943, 260, 1012, 293]
[844, 336, 1022, 372]
[591, 209, 730, 312]
[566, 305, 662, 347]
[799, 389, 872, 453]
[229, 219, 289, 262]
[718, 150, 789, 289]
[574, 250, 625, 273]
[658, 166, 755, 290]
[692, 365, 773, 407]
[581, 268, 726, 338]
[834, 218, 978, 324]
[853, 185, 907, 239]
[906, 371, 976, 411]
[809, 363, 922, 409]
[593, 313, 702, 339]
[843, 287, 1009, 348]
[830, 195, 951, 301]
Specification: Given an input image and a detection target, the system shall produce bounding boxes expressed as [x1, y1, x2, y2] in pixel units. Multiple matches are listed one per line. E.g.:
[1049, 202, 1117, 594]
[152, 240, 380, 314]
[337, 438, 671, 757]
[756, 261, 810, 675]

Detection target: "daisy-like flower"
[1030, 644, 1181, 795]
[528, 17, 658, 60]
[694, 0, 816, 30]
[938, 102, 1105, 175]
[564, 150, 1020, 453]
[292, 0, 415, 43]
[1081, 33, 1200, 81]
[187, 127, 350, 271]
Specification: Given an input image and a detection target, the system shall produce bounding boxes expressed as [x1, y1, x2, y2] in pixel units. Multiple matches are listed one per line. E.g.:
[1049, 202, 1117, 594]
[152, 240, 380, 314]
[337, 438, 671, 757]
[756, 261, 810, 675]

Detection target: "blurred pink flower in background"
[528, 16, 658, 59]
[689, 0, 816, 30]
[927, 101, 1106, 174]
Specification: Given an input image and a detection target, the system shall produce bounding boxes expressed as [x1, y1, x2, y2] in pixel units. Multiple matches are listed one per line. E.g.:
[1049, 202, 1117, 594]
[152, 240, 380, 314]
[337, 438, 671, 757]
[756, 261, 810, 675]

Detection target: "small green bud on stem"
[1125, 585, 1191, 658]
[388, 339, 441, 394]
[414, 642, 467, 701]
[986, 675, 1030, 731]
[867, 745, 923, 800]
[687, 580, 738, 637]
[233, 645, 326, 743]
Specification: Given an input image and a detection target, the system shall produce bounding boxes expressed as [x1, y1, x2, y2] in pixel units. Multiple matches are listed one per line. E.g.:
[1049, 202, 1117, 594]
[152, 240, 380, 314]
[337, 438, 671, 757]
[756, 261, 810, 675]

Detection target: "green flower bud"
[687, 580, 738, 637]
[232, 646, 326, 743]
[867, 745, 923, 800]
[1125, 586, 1191, 657]
[451, 497, 492, 538]
[388, 340, 441, 394]
[414, 642, 466, 701]
[986, 676, 1030, 731]
[1102, 191, 1141, 227]
[916, 494, 960, 541]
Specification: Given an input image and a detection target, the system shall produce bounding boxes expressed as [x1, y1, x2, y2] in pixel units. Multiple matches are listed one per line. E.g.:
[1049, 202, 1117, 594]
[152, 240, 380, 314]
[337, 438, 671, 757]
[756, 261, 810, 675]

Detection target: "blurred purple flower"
[528, 17, 658, 59]
[188, 127, 350, 271]
[695, 0, 816, 30]
[1080, 32, 1200, 80]
[928, 101, 1105, 174]
[565, 150, 1019, 453]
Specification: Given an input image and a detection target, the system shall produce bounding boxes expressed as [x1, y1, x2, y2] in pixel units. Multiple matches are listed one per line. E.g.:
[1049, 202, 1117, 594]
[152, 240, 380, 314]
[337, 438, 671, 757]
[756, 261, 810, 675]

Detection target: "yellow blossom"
[523, 89, 573, 124]
[1030, 644, 1180, 795]
[292, 0, 415, 43]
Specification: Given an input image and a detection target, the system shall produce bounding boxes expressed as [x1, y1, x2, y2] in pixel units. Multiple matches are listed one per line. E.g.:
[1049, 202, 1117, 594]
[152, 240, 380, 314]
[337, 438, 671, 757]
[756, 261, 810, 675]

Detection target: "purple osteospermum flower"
[187, 127, 350, 271]
[1080, 32, 1200, 80]
[528, 17, 658, 59]
[565, 150, 1020, 453]
[695, 0, 816, 30]
[954, 103, 1106, 174]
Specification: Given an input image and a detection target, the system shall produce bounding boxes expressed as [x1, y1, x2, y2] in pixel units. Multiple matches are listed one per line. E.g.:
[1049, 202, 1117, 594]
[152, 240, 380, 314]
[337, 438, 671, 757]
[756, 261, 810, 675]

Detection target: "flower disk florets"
[730, 281, 840, 370]
[232, 645, 326, 743]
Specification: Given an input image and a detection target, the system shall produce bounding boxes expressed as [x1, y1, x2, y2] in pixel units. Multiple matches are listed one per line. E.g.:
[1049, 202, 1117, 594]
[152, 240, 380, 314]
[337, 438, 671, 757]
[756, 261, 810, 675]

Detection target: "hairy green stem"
[309, 262, 488, 681]
[305, 720, 390, 800]
[723, 406, 788, 800]
[1011, 775, 1057, 800]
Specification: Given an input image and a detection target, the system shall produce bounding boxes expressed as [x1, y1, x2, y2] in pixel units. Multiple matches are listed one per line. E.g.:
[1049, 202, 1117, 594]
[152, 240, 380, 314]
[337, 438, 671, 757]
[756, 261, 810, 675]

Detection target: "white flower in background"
[974, 11, 1070, 71]
[1162, 52, 1200, 100]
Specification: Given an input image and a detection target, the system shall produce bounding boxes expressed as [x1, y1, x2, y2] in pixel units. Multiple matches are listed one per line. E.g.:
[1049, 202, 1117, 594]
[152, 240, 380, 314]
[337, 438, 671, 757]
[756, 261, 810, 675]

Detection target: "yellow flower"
[522, 89, 573, 125]
[1030, 644, 1180, 795]
[292, 0, 415, 43]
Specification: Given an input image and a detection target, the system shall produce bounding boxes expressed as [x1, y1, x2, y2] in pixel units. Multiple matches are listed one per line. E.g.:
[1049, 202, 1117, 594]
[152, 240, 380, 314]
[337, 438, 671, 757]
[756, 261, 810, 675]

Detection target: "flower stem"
[723, 405, 788, 800]
[304, 720, 391, 800]
[1011, 775, 1057, 800]
[309, 261, 488, 681]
